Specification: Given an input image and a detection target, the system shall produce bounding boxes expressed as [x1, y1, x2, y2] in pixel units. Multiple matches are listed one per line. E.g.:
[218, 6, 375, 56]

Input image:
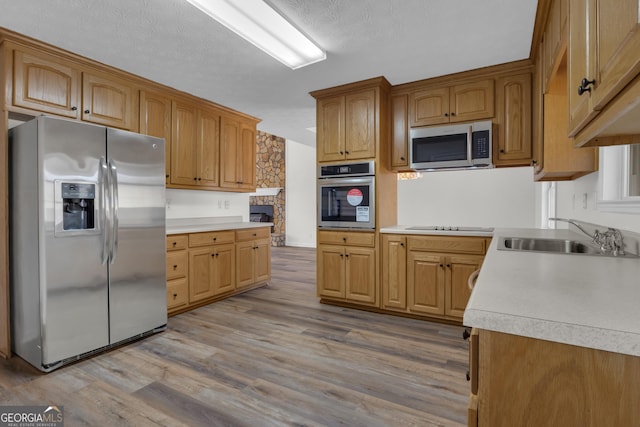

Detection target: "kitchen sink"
[497, 237, 638, 257]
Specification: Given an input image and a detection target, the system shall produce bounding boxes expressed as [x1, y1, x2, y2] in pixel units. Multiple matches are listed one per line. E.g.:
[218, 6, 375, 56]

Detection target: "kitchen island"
[464, 226, 640, 426]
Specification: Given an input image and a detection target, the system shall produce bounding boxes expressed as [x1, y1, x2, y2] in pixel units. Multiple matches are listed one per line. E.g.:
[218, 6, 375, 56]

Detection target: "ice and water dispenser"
[61, 182, 95, 231]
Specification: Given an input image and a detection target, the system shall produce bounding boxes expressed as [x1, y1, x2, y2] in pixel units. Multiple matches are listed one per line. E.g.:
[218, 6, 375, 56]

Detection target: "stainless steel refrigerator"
[9, 116, 167, 372]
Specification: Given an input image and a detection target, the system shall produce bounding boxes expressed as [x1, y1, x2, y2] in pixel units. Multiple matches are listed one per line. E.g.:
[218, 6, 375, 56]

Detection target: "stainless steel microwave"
[409, 120, 493, 170]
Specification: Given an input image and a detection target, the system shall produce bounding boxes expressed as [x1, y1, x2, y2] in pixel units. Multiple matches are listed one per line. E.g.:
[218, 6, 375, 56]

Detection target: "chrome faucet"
[549, 218, 625, 256]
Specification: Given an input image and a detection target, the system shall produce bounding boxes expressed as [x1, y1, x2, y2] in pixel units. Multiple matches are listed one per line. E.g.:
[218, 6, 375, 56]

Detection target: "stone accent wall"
[251, 131, 286, 246]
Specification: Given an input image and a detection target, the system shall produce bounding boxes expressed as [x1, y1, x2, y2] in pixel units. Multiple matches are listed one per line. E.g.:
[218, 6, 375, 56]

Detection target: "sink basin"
[497, 237, 638, 258]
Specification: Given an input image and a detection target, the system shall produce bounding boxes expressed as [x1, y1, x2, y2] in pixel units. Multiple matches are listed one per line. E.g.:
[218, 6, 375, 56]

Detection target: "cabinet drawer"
[166, 235, 188, 251]
[189, 230, 235, 247]
[167, 278, 188, 310]
[166, 251, 187, 280]
[407, 236, 486, 254]
[318, 231, 376, 247]
[236, 227, 270, 242]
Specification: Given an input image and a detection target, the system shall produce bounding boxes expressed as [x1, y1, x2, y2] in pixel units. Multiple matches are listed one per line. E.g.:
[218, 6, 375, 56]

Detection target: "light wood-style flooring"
[0, 247, 470, 426]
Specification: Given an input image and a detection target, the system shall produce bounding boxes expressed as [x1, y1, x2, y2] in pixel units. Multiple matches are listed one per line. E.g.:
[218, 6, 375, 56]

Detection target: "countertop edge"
[464, 308, 640, 357]
[167, 222, 273, 235]
[379, 226, 493, 237]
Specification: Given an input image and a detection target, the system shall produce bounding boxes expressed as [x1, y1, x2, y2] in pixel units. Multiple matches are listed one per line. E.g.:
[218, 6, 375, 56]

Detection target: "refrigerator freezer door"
[40, 117, 110, 366]
[107, 129, 167, 343]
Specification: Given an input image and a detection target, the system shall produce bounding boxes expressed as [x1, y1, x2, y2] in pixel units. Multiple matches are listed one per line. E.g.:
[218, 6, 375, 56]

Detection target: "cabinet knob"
[166, 174, 170, 178]
[463, 328, 471, 340]
[339, 151, 344, 155]
[400, 156, 405, 161]
[439, 263, 444, 268]
[400, 242, 404, 247]
[345, 151, 350, 154]
[193, 177, 197, 181]
[173, 265, 177, 269]
[578, 78, 596, 95]
[466, 371, 471, 381]
[500, 149, 505, 153]
[345, 253, 349, 258]
[198, 177, 202, 181]
[173, 293, 178, 299]
[444, 113, 449, 117]
[172, 242, 177, 247]
[213, 237, 217, 241]
[71, 106, 77, 111]
[253, 233, 257, 237]
[342, 237, 347, 242]
[340, 253, 344, 258]
[84, 109, 90, 114]
[531, 159, 538, 166]
[236, 181, 243, 184]
[446, 263, 451, 268]
[450, 112, 455, 116]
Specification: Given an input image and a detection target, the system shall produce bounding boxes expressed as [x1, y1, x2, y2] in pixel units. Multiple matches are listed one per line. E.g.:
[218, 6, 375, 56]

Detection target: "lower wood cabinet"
[472, 329, 640, 426]
[165, 227, 271, 316]
[381, 234, 489, 322]
[317, 230, 377, 306]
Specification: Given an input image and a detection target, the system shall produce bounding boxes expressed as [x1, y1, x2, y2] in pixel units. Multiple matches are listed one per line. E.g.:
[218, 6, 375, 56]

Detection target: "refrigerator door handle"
[109, 159, 119, 264]
[100, 157, 110, 265]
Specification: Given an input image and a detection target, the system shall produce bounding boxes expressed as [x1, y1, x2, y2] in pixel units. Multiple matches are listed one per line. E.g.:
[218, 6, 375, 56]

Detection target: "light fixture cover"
[185, 0, 326, 69]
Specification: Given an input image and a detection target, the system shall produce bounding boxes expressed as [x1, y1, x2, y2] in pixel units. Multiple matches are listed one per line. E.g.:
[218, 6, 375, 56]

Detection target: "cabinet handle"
[173, 293, 178, 299]
[345, 253, 349, 258]
[84, 109, 90, 114]
[400, 243, 404, 247]
[500, 149, 505, 153]
[193, 177, 197, 181]
[450, 112, 455, 116]
[253, 233, 257, 237]
[463, 328, 471, 340]
[71, 106, 77, 111]
[444, 113, 449, 117]
[198, 177, 202, 181]
[400, 156, 405, 161]
[173, 265, 177, 269]
[236, 181, 243, 184]
[578, 78, 596, 95]
[345, 151, 350, 154]
[342, 237, 347, 242]
[439, 263, 444, 268]
[213, 237, 217, 241]
[340, 253, 344, 258]
[466, 370, 471, 381]
[531, 159, 538, 166]
[446, 263, 451, 268]
[339, 151, 344, 155]
[166, 174, 170, 178]
[172, 242, 177, 247]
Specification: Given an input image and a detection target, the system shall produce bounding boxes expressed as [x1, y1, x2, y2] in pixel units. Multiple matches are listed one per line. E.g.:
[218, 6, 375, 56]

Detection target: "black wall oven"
[317, 161, 375, 229]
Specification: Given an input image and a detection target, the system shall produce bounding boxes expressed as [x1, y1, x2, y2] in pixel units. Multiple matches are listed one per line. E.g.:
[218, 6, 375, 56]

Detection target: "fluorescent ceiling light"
[185, 0, 326, 69]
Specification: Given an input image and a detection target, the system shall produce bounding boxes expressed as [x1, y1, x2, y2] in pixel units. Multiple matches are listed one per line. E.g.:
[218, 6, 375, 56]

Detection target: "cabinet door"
[12, 49, 80, 118]
[345, 247, 376, 304]
[167, 278, 188, 311]
[254, 238, 271, 284]
[196, 107, 220, 188]
[407, 252, 444, 315]
[189, 247, 216, 303]
[450, 80, 494, 123]
[317, 245, 346, 299]
[220, 114, 241, 188]
[236, 240, 255, 288]
[212, 243, 235, 295]
[445, 255, 483, 319]
[390, 94, 409, 169]
[410, 87, 450, 127]
[82, 71, 137, 130]
[239, 121, 256, 190]
[532, 41, 545, 173]
[381, 235, 407, 310]
[170, 100, 198, 186]
[590, 0, 640, 111]
[568, 0, 597, 134]
[345, 89, 376, 160]
[495, 73, 532, 165]
[317, 95, 345, 162]
[140, 90, 172, 183]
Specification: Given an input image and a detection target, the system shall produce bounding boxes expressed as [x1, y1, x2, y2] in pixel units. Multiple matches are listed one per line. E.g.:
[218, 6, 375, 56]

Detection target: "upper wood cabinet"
[219, 114, 257, 191]
[82, 71, 137, 130]
[409, 80, 494, 127]
[390, 94, 409, 169]
[493, 73, 533, 166]
[12, 48, 81, 118]
[139, 90, 172, 183]
[316, 88, 376, 162]
[170, 100, 220, 189]
[311, 78, 390, 164]
[542, 0, 567, 91]
[568, 0, 640, 138]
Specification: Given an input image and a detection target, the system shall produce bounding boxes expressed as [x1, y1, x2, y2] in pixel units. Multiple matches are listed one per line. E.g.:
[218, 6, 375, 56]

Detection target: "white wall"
[285, 139, 317, 247]
[556, 172, 640, 233]
[397, 167, 537, 228]
[165, 189, 250, 220]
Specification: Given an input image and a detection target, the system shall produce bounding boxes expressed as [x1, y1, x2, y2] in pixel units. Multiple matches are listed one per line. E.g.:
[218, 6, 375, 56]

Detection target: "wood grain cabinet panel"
[407, 252, 444, 315]
[12, 48, 81, 118]
[494, 73, 532, 166]
[82, 71, 137, 130]
[445, 255, 483, 318]
[140, 90, 172, 183]
[219, 114, 256, 191]
[316, 95, 345, 162]
[235, 228, 271, 289]
[390, 94, 409, 169]
[344, 247, 376, 304]
[381, 234, 407, 310]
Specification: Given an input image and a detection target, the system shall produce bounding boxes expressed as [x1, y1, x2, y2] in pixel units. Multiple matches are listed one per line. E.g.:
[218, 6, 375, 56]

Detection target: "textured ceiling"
[0, 0, 538, 146]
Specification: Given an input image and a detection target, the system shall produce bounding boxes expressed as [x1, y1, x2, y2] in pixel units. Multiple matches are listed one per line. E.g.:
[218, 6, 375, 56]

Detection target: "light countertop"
[380, 225, 494, 237]
[166, 216, 273, 235]
[463, 227, 640, 356]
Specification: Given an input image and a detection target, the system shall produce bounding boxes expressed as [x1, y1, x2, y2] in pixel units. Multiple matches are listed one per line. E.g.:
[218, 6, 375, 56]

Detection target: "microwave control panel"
[471, 130, 490, 159]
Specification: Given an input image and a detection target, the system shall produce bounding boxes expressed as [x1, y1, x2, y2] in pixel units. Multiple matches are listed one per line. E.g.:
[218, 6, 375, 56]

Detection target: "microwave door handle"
[467, 126, 473, 165]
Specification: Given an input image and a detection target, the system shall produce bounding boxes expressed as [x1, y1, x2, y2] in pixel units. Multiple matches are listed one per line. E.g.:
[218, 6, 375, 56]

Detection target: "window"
[598, 144, 640, 213]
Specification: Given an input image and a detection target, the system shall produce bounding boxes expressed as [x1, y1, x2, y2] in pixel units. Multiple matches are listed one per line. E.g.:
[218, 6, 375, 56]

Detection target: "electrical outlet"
[582, 193, 588, 209]
[224, 200, 229, 209]
[217, 200, 222, 209]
